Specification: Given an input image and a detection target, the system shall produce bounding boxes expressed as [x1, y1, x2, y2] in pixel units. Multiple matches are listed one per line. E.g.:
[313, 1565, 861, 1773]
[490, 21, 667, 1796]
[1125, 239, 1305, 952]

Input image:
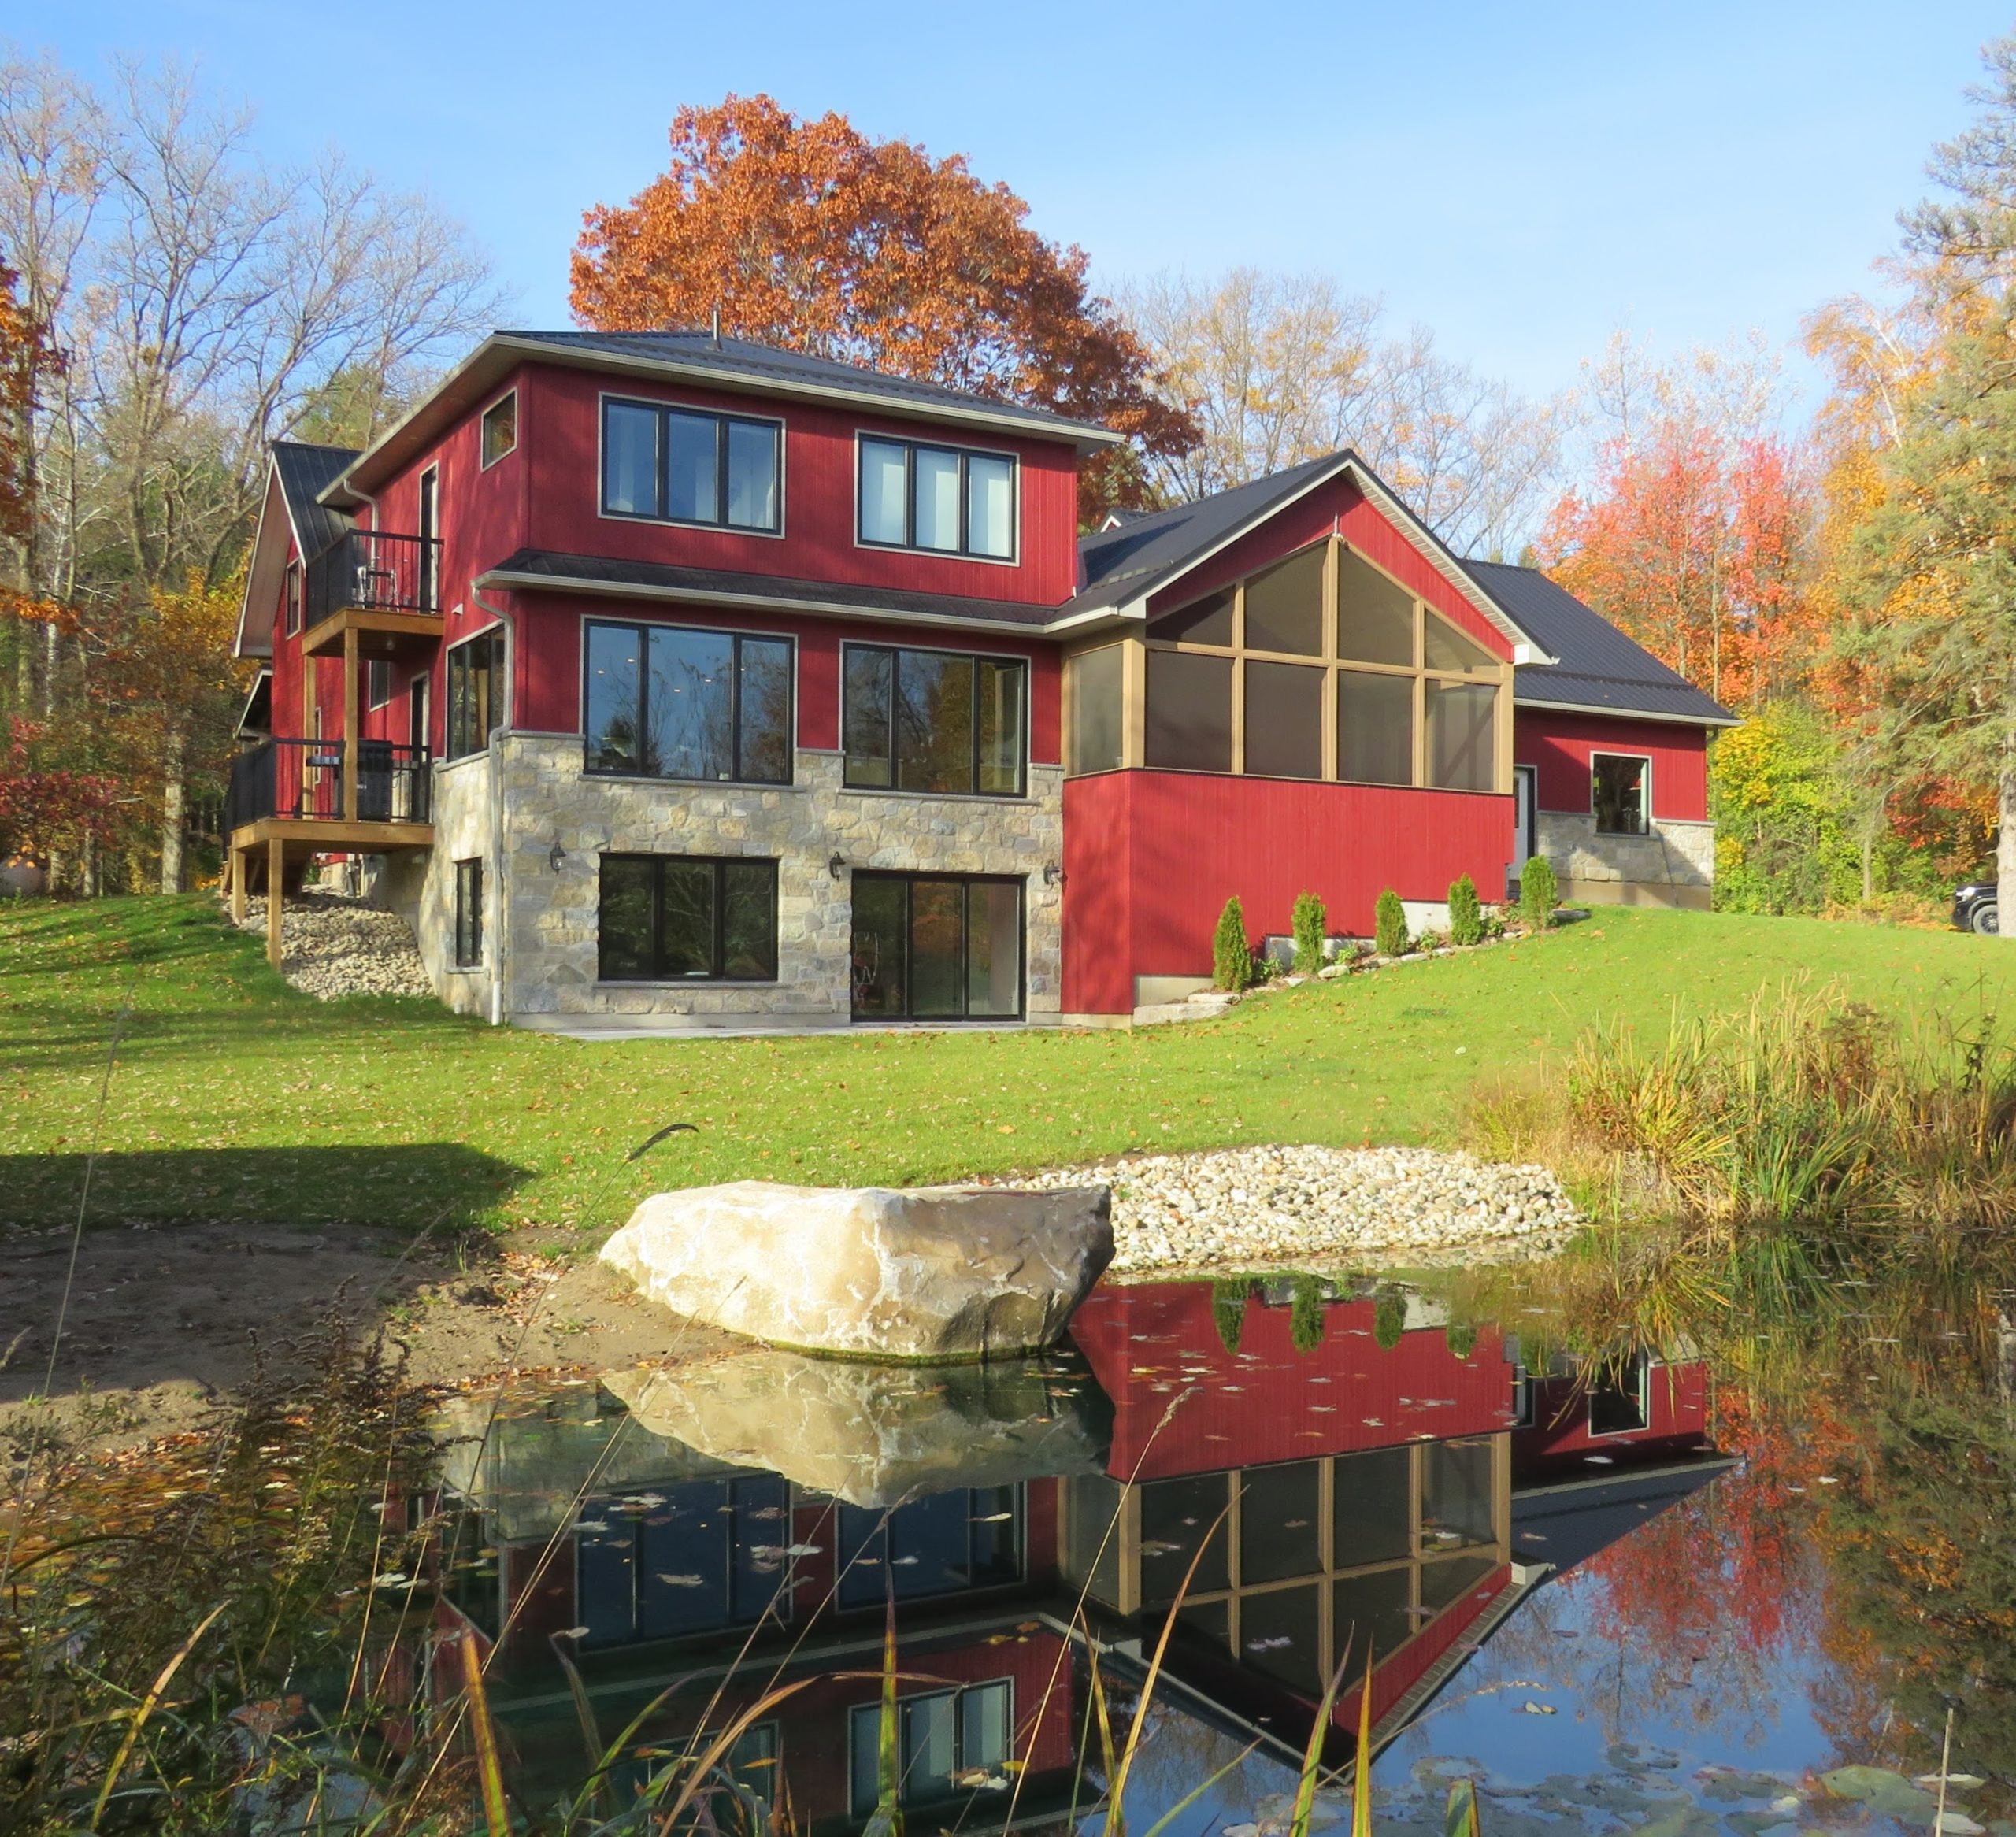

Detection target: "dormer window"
[858, 437, 1016, 561]
[601, 398, 781, 533]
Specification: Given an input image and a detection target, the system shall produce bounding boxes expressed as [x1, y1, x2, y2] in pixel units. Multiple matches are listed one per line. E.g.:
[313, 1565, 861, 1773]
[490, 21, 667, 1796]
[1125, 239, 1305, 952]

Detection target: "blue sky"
[29, 1, 2016, 410]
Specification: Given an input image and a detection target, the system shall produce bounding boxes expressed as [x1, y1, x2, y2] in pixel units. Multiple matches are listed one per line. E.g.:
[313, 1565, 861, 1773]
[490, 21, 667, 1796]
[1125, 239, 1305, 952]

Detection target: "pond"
[402, 1272, 2015, 1837]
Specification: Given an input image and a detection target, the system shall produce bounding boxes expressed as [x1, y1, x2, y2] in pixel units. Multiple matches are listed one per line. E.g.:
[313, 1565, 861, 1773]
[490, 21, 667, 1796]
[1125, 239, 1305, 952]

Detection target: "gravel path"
[1017, 1144, 1579, 1273]
[231, 891, 434, 1000]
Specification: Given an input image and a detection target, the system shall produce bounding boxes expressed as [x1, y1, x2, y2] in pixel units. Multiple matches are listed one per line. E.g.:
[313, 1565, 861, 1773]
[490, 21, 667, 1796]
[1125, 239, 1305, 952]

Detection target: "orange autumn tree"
[1538, 417, 1814, 709]
[569, 94, 1198, 522]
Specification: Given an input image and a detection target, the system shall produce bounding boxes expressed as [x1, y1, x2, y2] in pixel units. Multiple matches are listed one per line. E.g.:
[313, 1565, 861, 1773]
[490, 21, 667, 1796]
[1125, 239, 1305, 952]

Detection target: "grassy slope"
[2, 894, 2010, 1239]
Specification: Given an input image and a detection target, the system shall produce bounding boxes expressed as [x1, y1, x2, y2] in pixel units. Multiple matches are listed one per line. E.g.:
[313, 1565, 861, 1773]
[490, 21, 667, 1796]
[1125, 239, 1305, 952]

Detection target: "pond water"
[419, 1272, 2014, 1837]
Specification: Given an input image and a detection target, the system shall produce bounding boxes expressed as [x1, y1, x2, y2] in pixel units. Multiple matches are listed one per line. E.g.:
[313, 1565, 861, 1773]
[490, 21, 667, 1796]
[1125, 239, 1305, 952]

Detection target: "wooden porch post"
[266, 836, 284, 968]
[342, 627, 361, 821]
[230, 845, 246, 924]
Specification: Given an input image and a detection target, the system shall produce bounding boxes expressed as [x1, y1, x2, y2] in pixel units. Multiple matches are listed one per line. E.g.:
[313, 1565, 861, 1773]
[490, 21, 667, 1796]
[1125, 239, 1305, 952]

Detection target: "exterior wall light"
[1043, 862, 1066, 887]
[828, 854, 847, 880]
[549, 843, 567, 873]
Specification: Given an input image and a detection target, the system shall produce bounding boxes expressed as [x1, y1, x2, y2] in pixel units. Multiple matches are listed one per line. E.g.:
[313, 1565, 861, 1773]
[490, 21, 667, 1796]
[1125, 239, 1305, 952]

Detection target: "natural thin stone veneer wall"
[1536, 810, 1715, 910]
[395, 732, 1064, 1024]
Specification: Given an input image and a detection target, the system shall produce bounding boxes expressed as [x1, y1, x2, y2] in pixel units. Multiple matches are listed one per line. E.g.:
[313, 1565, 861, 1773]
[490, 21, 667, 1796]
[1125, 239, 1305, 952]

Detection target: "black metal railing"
[305, 529, 442, 628]
[227, 738, 432, 829]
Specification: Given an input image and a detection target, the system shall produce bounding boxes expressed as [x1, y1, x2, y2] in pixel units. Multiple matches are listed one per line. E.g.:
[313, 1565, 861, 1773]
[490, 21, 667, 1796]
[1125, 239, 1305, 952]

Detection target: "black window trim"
[444, 624, 507, 761]
[598, 391, 785, 537]
[480, 388, 519, 470]
[452, 857, 484, 968]
[846, 1676, 1016, 1818]
[597, 852, 781, 985]
[854, 431, 1021, 564]
[284, 559, 301, 637]
[849, 869, 1028, 1023]
[580, 617, 796, 787]
[366, 657, 392, 710]
[839, 639, 1029, 799]
[1590, 749, 1653, 837]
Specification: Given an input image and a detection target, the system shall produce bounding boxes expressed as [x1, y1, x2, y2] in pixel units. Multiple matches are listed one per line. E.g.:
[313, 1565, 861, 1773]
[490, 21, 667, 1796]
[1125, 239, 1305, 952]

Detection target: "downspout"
[472, 585, 520, 1027]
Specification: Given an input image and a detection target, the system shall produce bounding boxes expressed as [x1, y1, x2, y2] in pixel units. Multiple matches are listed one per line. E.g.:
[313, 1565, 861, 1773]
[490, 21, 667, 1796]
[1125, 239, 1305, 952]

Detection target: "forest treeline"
[7, 50, 2016, 910]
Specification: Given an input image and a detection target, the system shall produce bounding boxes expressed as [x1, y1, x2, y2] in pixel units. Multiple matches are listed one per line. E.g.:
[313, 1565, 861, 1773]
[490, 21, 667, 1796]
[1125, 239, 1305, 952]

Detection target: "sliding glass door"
[850, 873, 1024, 1021]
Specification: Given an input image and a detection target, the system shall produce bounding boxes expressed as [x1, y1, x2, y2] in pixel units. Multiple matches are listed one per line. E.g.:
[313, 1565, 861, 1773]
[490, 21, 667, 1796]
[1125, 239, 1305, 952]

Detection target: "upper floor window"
[602, 398, 780, 532]
[1129, 538, 1506, 794]
[584, 619, 791, 784]
[480, 391, 517, 467]
[858, 437, 1016, 560]
[284, 561, 301, 636]
[447, 628, 506, 760]
[842, 643, 1027, 796]
[1592, 754, 1651, 835]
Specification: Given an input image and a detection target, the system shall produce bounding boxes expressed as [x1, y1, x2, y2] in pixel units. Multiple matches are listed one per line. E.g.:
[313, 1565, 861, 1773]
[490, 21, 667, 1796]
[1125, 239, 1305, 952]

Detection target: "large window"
[446, 628, 505, 760]
[1122, 538, 1507, 791]
[1067, 644, 1125, 775]
[858, 436, 1016, 559]
[1592, 753, 1651, 835]
[848, 1681, 1012, 1816]
[576, 1474, 789, 1646]
[835, 1485, 1022, 1609]
[584, 621, 791, 783]
[842, 645, 1026, 796]
[599, 854, 779, 983]
[602, 398, 781, 532]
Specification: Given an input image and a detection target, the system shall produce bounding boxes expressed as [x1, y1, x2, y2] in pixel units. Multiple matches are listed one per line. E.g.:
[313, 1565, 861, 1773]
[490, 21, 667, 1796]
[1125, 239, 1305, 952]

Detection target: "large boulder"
[602, 1349, 1113, 1508]
[598, 1180, 1112, 1361]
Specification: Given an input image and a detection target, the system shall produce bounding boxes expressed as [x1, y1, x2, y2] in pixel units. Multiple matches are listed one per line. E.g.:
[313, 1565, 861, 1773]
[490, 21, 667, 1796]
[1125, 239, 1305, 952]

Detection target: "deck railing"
[227, 738, 432, 829]
[305, 529, 442, 628]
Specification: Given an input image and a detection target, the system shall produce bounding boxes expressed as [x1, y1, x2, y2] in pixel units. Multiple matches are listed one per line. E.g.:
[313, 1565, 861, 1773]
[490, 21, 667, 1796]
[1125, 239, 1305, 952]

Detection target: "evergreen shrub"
[1374, 888, 1409, 957]
[1292, 890, 1328, 972]
[1212, 896, 1253, 991]
[1520, 856, 1558, 931]
[1448, 873, 1483, 946]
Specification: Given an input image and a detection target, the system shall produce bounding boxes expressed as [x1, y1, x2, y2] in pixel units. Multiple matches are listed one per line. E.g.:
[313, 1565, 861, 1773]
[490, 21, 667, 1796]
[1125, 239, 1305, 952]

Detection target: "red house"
[230, 331, 1732, 1026]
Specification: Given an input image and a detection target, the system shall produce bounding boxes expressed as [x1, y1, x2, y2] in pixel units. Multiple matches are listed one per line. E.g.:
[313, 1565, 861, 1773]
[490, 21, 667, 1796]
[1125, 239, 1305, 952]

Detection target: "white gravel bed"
[230, 891, 435, 1000]
[1016, 1144, 1580, 1273]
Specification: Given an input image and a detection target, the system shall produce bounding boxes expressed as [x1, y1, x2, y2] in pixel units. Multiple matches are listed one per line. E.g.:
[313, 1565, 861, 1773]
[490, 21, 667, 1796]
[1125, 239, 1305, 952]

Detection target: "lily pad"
[1819, 1768, 1939, 1822]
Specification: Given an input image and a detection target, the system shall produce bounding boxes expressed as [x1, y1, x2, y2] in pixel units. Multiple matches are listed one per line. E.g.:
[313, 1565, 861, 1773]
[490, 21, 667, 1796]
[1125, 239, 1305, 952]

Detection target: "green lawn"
[2, 894, 2009, 1239]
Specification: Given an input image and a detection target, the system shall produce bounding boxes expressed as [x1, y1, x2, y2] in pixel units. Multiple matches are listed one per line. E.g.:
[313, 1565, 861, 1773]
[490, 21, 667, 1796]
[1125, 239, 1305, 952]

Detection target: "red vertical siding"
[1514, 709, 1710, 823]
[1512, 1362, 1711, 1480]
[1062, 770, 1516, 1013]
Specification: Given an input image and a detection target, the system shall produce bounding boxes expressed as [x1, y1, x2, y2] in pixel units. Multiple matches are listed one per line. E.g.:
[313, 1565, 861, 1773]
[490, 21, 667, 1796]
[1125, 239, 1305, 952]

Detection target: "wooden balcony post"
[230, 846, 246, 924]
[342, 627, 361, 821]
[266, 836, 284, 968]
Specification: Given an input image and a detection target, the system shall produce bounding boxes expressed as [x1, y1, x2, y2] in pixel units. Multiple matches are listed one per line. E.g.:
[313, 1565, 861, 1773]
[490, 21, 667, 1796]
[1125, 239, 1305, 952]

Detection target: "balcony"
[301, 529, 443, 658]
[226, 737, 433, 843]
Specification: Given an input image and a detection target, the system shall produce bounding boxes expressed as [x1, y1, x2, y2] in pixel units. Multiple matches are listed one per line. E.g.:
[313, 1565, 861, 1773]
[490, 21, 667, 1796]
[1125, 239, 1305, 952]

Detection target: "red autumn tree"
[1538, 420, 1814, 708]
[569, 94, 1198, 522]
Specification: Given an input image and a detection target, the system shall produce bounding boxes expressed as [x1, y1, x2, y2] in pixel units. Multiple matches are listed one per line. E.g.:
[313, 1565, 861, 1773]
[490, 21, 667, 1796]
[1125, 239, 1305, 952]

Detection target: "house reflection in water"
[430, 1280, 1729, 1825]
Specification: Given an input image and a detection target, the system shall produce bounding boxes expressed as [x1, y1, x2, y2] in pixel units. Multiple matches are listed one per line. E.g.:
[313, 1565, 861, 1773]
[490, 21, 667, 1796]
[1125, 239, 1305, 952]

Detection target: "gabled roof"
[1066, 451, 1554, 661]
[233, 442, 360, 660]
[273, 440, 358, 557]
[332, 329, 1120, 502]
[1463, 560, 1740, 728]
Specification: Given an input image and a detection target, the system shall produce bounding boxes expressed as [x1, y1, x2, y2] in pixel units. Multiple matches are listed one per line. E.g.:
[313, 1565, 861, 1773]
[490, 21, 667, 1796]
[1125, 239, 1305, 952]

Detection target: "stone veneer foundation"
[1535, 810, 1716, 911]
[376, 731, 1064, 1027]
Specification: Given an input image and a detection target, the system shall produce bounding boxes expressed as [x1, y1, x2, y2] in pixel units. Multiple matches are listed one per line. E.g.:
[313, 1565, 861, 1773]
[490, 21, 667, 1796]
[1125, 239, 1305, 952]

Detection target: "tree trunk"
[2001, 720, 2016, 935]
[159, 730, 187, 894]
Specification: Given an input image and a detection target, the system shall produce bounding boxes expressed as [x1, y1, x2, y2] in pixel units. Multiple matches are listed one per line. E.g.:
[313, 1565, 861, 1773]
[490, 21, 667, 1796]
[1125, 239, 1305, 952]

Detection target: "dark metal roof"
[491, 330, 1113, 442]
[478, 547, 1062, 631]
[1464, 559, 1739, 726]
[272, 441, 357, 558]
[1070, 454, 1343, 614]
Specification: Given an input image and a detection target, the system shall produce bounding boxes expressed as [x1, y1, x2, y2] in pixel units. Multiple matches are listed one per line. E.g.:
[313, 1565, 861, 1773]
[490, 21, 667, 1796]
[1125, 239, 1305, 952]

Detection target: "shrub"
[1373, 1287, 1407, 1350]
[1448, 873, 1483, 946]
[1212, 896, 1253, 990]
[1519, 855, 1558, 931]
[1374, 888, 1408, 957]
[1292, 890, 1328, 972]
[1290, 1274, 1327, 1353]
[1212, 1277, 1258, 1352]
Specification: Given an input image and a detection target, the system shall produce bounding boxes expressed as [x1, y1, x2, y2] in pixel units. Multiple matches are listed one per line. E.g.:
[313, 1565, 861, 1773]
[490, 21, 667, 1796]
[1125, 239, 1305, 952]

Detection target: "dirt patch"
[0, 1220, 739, 1454]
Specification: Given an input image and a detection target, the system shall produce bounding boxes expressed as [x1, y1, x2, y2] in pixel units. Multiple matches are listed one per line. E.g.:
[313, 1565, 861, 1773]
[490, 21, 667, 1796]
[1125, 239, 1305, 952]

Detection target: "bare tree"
[1119, 266, 1563, 557]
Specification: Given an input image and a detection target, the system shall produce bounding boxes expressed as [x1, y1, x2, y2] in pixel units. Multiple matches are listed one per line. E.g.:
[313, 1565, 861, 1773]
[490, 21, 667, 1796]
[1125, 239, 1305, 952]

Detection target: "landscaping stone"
[598, 1179, 1114, 1359]
[1010, 1145, 1579, 1272]
[602, 1346, 1110, 1506]
[229, 891, 433, 1000]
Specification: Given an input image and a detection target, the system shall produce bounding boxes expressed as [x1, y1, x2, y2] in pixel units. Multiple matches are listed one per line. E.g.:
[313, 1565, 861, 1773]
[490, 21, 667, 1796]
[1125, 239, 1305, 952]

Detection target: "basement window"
[1592, 754, 1651, 835]
[453, 858, 484, 968]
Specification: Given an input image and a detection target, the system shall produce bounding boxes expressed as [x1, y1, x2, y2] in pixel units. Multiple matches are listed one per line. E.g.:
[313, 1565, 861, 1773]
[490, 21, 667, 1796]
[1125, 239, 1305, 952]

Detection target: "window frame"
[445, 626, 506, 761]
[366, 657, 392, 711]
[847, 1679, 1015, 1818]
[284, 560, 302, 638]
[597, 392, 785, 537]
[480, 389, 518, 469]
[580, 617, 795, 787]
[453, 857, 484, 968]
[1127, 536, 1510, 791]
[1590, 750, 1653, 836]
[839, 640, 1028, 798]
[854, 432, 1021, 564]
[597, 853, 781, 985]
